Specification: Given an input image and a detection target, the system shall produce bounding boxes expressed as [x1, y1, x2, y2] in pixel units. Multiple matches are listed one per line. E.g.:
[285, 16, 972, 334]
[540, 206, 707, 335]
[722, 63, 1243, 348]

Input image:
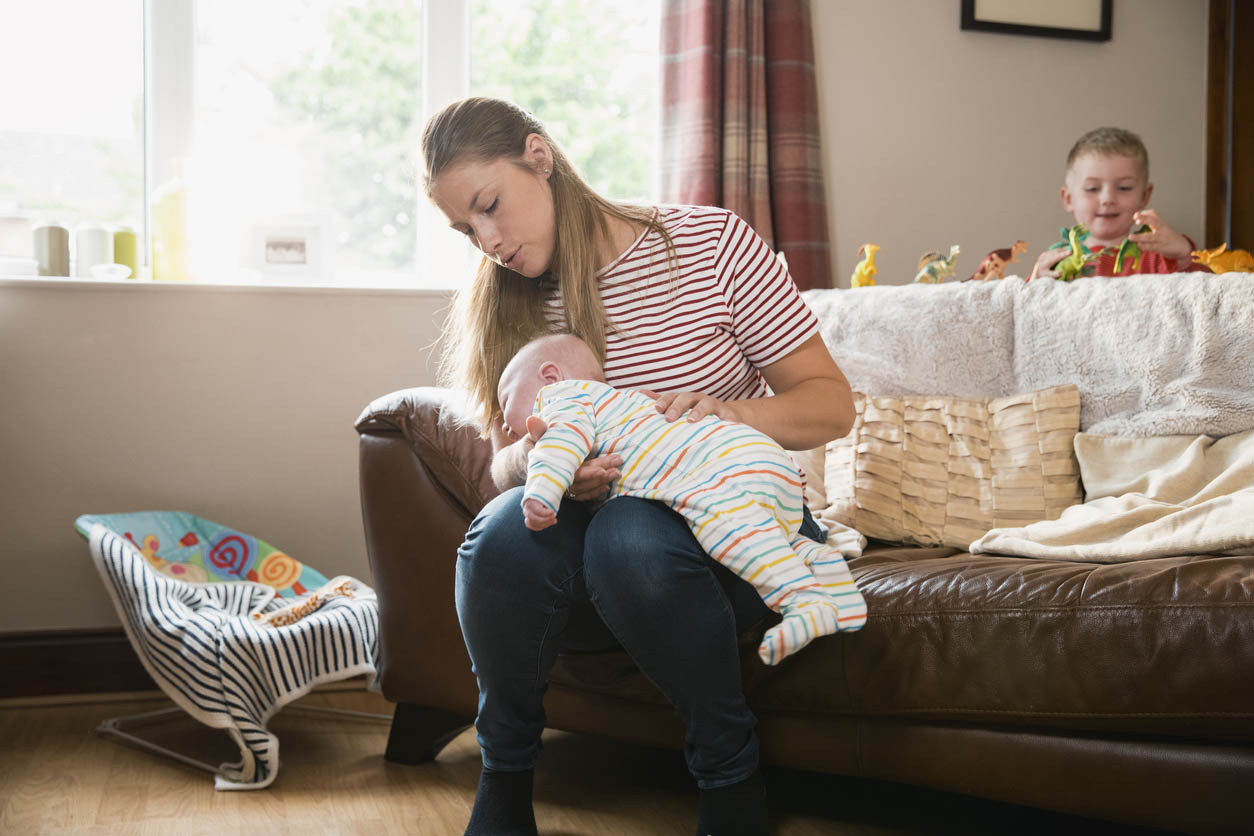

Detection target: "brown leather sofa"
[356, 387, 1254, 835]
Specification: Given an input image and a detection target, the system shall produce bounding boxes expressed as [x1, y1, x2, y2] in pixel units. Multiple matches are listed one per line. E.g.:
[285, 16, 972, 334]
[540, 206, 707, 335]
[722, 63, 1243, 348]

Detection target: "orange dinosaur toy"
[1191, 243, 1254, 274]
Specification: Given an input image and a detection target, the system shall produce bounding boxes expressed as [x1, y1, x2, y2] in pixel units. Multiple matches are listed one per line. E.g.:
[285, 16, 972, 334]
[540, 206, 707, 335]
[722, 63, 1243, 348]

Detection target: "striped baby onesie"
[522, 379, 867, 665]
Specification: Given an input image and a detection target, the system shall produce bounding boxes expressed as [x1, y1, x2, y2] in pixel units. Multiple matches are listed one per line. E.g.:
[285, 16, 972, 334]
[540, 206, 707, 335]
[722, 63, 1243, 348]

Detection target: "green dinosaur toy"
[1054, 223, 1099, 281]
[1113, 223, 1152, 274]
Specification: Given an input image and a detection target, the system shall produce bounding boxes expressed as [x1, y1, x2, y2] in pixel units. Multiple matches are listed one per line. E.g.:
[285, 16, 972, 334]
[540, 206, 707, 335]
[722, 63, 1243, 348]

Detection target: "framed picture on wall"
[960, 0, 1112, 42]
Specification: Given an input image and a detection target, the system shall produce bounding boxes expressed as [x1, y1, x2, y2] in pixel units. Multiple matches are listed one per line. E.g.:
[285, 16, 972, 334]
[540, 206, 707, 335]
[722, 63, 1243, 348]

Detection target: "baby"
[497, 333, 867, 665]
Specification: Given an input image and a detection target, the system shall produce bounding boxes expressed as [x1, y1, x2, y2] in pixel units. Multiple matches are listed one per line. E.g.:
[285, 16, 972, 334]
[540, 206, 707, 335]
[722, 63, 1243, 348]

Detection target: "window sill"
[0, 274, 453, 297]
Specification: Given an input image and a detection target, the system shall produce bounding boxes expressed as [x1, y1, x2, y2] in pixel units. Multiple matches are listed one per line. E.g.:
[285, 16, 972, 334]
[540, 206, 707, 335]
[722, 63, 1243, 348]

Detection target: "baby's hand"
[525, 414, 548, 442]
[1028, 246, 1069, 281]
[522, 498, 557, 531]
[1129, 210, 1193, 262]
[525, 413, 621, 501]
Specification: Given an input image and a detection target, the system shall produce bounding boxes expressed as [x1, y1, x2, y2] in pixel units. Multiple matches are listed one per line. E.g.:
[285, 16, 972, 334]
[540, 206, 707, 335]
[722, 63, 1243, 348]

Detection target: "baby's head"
[1060, 127, 1153, 247]
[497, 333, 605, 439]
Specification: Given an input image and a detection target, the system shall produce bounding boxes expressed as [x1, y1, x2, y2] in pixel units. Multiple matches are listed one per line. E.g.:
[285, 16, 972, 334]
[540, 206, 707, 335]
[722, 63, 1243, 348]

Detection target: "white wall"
[812, 0, 1208, 285]
[0, 279, 450, 631]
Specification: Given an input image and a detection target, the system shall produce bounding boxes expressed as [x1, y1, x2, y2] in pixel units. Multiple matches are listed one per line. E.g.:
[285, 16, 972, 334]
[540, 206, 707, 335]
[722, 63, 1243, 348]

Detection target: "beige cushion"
[816, 384, 1082, 549]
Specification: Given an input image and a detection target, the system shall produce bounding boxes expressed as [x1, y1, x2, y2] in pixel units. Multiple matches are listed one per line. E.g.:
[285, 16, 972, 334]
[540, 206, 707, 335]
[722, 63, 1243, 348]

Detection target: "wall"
[0, 279, 450, 631]
[811, 0, 1208, 285]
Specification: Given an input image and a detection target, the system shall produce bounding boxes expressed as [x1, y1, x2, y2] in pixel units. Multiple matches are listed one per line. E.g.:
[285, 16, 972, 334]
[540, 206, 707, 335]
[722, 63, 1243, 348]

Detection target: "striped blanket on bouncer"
[75, 511, 380, 790]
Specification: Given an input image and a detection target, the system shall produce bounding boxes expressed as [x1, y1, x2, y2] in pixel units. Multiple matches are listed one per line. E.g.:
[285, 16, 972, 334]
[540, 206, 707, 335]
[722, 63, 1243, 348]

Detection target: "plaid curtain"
[660, 0, 832, 290]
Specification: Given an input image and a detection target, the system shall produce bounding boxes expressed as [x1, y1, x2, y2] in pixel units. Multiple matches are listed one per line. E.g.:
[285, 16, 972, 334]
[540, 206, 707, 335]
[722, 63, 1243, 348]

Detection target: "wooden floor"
[0, 688, 1169, 836]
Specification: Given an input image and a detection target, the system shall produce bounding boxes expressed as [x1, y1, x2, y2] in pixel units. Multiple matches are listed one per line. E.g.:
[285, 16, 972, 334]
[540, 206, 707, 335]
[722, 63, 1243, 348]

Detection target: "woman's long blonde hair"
[423, 97, 674, 434]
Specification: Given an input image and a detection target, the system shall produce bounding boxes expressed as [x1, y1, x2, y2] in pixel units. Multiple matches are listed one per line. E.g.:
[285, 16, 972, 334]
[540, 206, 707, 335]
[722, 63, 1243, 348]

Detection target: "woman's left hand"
[649, 390, 742, 424]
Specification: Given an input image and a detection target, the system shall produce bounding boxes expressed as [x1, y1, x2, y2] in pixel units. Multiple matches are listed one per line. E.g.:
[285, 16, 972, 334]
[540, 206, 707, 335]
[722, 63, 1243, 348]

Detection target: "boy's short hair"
[1066, 127, 1149, 181]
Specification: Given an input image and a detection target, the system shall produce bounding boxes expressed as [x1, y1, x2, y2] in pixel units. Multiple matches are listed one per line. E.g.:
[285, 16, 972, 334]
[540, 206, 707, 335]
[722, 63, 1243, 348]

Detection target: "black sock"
[464, 767, 538, 836]
[696, 770, 768, 836]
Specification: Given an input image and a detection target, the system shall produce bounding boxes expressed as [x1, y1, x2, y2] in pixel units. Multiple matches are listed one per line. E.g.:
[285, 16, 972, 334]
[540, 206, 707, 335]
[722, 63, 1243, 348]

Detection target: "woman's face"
[430, 150, 556, 278]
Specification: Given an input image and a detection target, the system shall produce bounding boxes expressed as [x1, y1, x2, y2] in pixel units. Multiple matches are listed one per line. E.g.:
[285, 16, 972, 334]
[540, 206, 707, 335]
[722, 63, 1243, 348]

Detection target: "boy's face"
[1061, 153, 1153, 246]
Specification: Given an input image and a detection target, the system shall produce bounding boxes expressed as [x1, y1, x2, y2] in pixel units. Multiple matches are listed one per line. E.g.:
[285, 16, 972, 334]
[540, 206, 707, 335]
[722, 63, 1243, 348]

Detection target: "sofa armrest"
[355, 386, 499, 518]
[355, 387, 498, 711]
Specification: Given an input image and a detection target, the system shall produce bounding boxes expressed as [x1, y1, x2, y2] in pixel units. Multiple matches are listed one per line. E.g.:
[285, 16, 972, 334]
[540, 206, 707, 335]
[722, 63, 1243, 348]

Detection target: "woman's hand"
[648, 390, 743, 425]
[489, 426, 536, 490]
[1028, 246, 1068, 281]
[562, 454, 623, 501]
[522, 416, 622, 502]
[639, 335, 853, 451]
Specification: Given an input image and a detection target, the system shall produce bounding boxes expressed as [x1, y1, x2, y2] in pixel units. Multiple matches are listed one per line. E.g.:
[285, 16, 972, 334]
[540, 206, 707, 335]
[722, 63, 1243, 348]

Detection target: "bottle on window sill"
[33, 222, 70, 277]
[151, 162, 190, 281]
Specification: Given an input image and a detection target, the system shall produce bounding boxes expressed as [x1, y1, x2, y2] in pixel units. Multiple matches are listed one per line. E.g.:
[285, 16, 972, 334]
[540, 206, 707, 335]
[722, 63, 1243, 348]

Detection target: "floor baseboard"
[0, 628, 156, 699]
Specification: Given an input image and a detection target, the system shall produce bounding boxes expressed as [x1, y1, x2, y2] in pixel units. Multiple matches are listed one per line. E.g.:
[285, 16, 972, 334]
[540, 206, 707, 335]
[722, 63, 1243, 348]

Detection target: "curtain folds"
[660, 0, 832, 290]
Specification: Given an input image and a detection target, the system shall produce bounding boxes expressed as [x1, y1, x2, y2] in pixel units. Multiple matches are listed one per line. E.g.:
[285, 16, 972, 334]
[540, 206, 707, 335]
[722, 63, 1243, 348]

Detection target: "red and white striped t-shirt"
[542, 205, 819, 401]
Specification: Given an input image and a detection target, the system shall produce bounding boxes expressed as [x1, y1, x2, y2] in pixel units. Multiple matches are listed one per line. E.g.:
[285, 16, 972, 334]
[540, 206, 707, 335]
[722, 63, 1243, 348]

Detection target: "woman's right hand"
[561, 453, 622, 502]
[1028, 246, 1068, 281]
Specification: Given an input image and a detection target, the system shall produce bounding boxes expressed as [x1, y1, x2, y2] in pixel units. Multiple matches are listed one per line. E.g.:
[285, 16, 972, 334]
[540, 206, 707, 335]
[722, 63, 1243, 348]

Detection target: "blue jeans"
[455, 486, 826, 789]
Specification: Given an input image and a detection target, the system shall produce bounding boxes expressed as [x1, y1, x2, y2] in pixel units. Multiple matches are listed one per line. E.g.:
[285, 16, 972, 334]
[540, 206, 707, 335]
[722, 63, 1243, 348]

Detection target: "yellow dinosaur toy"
[1191, 243, 1254, 274]
[851, 243, 880, 288]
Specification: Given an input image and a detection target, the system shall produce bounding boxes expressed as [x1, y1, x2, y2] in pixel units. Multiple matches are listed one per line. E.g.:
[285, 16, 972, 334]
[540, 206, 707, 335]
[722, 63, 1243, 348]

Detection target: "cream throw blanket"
[970, 428, 1254, 561]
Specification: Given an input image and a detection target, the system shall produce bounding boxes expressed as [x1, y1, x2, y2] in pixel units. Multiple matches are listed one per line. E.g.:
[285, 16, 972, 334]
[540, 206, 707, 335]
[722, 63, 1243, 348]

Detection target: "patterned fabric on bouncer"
[75, 510, 330, 595]
[75, 511, 380, 790]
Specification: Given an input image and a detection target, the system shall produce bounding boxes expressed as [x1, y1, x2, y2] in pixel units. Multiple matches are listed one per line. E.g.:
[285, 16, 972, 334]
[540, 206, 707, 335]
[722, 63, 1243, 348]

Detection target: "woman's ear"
[538, 360, 562, 383]
[524, 133, 553, 177]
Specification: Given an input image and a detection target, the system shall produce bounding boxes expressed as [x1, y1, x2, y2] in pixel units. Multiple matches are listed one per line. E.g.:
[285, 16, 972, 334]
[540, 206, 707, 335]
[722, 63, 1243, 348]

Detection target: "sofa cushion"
[818, 384, 1082, 549]
[546, 545, 1254, 743]
[751, 545, 1254, 743]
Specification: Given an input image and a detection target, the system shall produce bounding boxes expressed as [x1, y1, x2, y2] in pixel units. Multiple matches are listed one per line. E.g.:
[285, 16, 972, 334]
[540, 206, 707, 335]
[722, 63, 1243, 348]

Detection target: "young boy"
[497, 333, 867, 666]
[1029, 127, 1204, 280]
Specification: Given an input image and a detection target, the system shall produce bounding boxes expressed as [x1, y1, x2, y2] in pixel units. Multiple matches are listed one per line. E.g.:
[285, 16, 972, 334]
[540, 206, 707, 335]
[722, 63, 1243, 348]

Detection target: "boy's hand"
[522, 498, 557, 531]
[1129, 210, 1193, 262]
[1028, 246, 1069, 281]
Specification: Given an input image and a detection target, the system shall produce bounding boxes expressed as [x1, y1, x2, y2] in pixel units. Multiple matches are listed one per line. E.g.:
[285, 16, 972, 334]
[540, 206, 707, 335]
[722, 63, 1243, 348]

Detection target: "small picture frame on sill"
[960, 0, 1112, 42]
[241, 217, 335, 284]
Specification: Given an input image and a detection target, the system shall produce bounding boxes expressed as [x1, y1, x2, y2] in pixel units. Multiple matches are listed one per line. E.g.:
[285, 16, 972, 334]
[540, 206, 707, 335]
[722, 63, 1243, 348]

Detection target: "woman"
[424, 97, 854, 836]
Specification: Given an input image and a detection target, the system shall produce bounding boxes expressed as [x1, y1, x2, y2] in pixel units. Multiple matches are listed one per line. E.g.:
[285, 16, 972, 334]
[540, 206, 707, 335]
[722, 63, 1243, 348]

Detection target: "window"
[0, 2, 144, 266]
[190, 0, 425, 286]
[0, 0, 660, 287]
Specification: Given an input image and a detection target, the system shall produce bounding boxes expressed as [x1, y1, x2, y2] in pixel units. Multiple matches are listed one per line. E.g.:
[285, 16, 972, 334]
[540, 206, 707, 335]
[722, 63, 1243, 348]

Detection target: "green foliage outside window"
[270, 0, 422, 271]
[271, 0, 657, 272]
